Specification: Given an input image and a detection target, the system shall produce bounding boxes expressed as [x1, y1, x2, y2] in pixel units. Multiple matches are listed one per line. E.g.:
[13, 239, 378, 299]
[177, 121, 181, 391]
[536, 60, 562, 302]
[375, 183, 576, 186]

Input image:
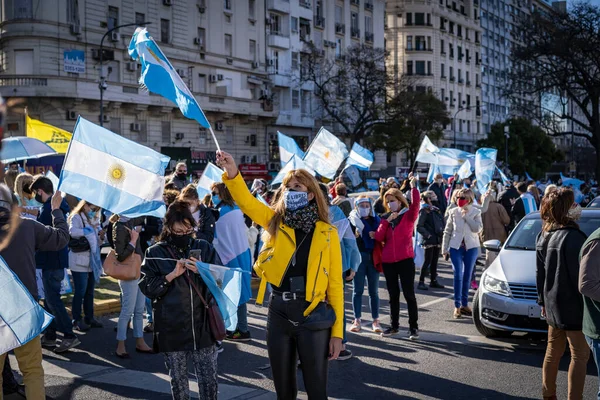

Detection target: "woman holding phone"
[216, 150, 343, 400]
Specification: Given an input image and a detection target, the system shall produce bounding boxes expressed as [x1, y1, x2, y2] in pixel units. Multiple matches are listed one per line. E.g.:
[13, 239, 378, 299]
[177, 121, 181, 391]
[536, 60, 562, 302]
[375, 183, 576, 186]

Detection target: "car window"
[505, 216, 600, 250]
[588, 199, 600, 208]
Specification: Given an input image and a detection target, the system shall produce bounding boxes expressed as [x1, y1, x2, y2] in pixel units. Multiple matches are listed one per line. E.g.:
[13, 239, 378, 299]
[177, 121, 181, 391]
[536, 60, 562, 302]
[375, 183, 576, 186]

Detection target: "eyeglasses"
[172, 228, 194, 236]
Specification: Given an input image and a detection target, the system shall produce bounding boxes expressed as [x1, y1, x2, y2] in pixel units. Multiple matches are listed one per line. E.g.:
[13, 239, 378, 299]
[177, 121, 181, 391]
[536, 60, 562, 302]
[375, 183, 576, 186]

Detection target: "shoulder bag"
[102, 250, 142, 280]
[69, 236, 90, 253]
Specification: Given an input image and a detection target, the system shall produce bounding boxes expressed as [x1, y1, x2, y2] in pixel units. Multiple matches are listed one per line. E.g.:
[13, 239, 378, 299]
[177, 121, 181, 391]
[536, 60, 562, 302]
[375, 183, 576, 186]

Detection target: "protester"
[332, 183, 353, 217]
[374, 174, 420, 339]
[498, 182, 520, 230]
[512, 182, 539, 225]
[349, 196, 383, 333]
[536, 188, 589, 400]
[578, 227, 600, 400]
[481, 188, 511, 268]
[30, 175, 80, 353]
[442, 188, 483, 319]
[3, 169, 17, 195]
[217, 150, 343, 400]
[0, 184, 69, 399]
[251, 179, 268, 196]
[416, 191, 445, 290]
[163, 189, 180, 206]
[210, 182, 253, 342]
[110, 214, 153, 358]
[68, 200, 104, 331]
[139, 201, 222, 400]
[428, 173, 448, 215]
[179, 184, 216, 243]
[13, 172, 33, 206]
[545, 184, 559, 197]
[167, 162, 189, 191]
[528, 184, 541, 207]
[374, 184, 388, 216]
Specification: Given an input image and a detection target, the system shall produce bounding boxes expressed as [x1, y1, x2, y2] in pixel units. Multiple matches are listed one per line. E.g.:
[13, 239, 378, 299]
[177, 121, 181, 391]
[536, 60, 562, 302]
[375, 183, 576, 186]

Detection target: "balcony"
[351, 0, 360, 5]
[406, 47, 433, 53]
[335, 23, 345, 34]
[314, 16, 325, 29]
[466, 80, 471, 86]
[299, 0, 311, 9]
[271, 73, 291, 88]
[365, 32, 374, 42]
[450, 76, 455, 82]
[351, 28, 360, 39]
[268, 33, 290, 49]
[365, 1, 374, 11]
[267, 0, 290, 14]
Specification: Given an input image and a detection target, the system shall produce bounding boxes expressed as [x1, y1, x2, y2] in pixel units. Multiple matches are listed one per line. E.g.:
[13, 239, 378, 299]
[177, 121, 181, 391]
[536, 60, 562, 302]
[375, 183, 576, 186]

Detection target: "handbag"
[302, 302, 337, 331]
[102, 250, 142, 280]
[69, 236, 90, 253]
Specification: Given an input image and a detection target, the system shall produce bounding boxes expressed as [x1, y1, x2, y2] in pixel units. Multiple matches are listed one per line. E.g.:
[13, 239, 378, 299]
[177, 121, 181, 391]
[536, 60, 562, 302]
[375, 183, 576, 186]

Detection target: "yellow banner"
[26, 116, 72, 154]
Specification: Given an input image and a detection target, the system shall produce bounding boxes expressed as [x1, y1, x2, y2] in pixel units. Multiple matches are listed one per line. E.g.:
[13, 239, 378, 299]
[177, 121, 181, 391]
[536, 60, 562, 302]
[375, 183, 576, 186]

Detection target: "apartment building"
[386, 0, 483, 154]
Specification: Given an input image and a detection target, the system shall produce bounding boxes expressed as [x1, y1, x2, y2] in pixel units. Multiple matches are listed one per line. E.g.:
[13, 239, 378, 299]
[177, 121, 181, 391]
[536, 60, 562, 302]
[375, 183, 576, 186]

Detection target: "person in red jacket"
[375, 173, 420, 339]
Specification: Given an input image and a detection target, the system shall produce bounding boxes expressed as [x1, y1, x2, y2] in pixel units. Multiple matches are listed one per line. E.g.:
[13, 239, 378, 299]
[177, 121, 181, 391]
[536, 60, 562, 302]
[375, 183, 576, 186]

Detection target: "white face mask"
[358, 207, 371, 218]
[388, 201, 399, 212]
[436, 179, 443, 184]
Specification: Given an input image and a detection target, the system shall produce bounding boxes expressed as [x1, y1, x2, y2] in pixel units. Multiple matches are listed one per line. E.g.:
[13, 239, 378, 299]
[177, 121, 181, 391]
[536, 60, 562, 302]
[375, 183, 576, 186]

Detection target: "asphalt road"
[6, 260, 599, 399]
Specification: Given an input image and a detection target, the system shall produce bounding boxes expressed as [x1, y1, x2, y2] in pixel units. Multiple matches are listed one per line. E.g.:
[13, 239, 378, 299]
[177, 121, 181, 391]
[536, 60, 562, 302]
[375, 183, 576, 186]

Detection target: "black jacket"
[427, 182, 448, 215]
[536, 225, 588, 330]
[195, 204, 215, 243]
[416, 206, 444, 246]
[139, 239, 222, 353]
[498, 187, 519, 228]
[111, 217, 145, 262]
[35, 199, 70, 270]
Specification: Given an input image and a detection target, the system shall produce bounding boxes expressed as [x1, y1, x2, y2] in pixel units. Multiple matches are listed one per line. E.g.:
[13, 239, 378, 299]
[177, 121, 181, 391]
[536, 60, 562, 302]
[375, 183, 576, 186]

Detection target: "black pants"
[267, 295, 330, 400]
[383, 258, 418, 330]
[419, 246, 440, 283]
[2, 357, 18, 393]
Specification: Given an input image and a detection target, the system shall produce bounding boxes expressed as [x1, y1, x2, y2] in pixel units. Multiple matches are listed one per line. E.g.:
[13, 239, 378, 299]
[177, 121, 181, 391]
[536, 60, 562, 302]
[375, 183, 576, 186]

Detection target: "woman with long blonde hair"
[216, 151, 343, 400]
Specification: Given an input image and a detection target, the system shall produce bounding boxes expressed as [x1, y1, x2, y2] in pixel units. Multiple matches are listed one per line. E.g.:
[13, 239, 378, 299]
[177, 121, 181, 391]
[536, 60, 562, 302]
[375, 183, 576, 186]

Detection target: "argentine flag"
[58, 117, 170, 218]
[347, 142, 374, 170]
[278, 131, 305, 167]
[196, 162, 223, 197]
[475, 148, 498, 194]
[128, 28, 210, 129]
[457, 160, 472, 180]
[272, 155, 314, 186]
[0, 256, 53, 354]
[496, 166, 511, 186]
[303, 127, 349, 180]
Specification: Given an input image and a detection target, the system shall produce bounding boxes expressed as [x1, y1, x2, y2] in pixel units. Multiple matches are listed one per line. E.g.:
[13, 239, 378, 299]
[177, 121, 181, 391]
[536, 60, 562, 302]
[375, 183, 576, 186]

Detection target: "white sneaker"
[349, 319, 361, 332]
[372, 319, 383, 333]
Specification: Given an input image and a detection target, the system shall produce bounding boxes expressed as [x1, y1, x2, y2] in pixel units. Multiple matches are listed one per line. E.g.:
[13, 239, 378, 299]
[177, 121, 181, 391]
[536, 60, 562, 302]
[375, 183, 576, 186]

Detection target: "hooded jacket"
[35, 198, 70, 270]
[416, 204, 444, 247]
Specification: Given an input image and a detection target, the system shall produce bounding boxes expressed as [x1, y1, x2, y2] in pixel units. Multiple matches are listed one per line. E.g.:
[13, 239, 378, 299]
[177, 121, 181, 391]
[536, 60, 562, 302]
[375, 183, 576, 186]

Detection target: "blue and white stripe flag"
[0, 256, 53, 354]
[347, 142, 374, 170]
[496, 166, 511, 186]
[196, 162, 223, 198]
[526, 172, 533, 181]
[272, 155, 314, 186]
[58, 117, 170, 218]
[342, 164, 362, 187]
[213, 205, 253, 309]
[457, 160, 472, 180]
[278, 131, 305, 167]
[522, 193, 538, 214]
[475, 148, 498, 194]
[303, 127, 349, 179]
[415, 135, 440, 164]
[560, 173, 584, 189]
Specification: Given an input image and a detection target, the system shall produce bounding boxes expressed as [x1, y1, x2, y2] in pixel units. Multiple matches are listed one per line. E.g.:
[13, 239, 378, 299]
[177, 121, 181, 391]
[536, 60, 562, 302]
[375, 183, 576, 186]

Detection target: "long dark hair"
[540, 188, 576, 232]
[158, 200, 197, 242]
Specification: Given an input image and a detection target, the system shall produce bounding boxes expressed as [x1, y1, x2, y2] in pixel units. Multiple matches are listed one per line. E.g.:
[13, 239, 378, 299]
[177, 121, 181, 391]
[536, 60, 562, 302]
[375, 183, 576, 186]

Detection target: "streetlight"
[99, 21, 151, 127]
[453, 106, 471, 148]
[504, 125, 510, 165]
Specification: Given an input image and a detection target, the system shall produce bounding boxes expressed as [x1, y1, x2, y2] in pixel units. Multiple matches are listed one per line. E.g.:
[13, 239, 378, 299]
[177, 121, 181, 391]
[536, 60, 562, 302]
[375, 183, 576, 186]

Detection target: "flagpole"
[208, 125, 221, 153]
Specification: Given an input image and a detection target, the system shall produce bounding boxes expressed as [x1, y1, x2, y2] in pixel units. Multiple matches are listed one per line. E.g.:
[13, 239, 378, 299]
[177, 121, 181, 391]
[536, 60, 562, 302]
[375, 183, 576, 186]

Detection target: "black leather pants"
[267, 294, 331, 400]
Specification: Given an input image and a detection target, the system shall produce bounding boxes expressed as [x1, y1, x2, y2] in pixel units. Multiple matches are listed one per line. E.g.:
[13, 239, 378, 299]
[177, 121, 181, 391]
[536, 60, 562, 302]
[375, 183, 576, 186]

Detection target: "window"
[224, 34, 232, 56]
[415, 13, 425, 25]
[226, 127, 233, 145]
[450, 90, 454, 106]
[198, 28, 206, 47]
[249, 0, 255, 19]
[449, 43, 454, 58]
[440, 39, 445, 54]
[458, 45, 462, 60]
[67, 0, 80, 24]
[466, 48, 470, 62]
[197, 74, 207, 93]
[161, 121, 171, 143]
[406, 13, 412, 25]
[449, 66, 454, 79]
[441, 88, 445, 101]
[301, 90, 311, 115]
[270, 13, 281, 34]
[458, 68, 462, 80]
[415, 36, 426, 50]
[406, 61, 413, 75]
[365, 15, 373, 34]
[224, 0, 232, 11]
[15, 50, 33, 74]
[135, 12, 145, 26]
[449, 21, 454, 34]
[406, 36, 413, 50]
[291, 17, 298, 32]
[335, 38, 343, 57]
[441, 63, 446, 77]
[292, 51, 299, 70]
[274, 51, 279, 72]
[108, 6, 119, 31]
[458, 92, 462, 107]
[427, 13, 431, 25]
[249, 39, 256, 60]
[315, 0, 323, 18]
[335, 5, 343, 24]
[351, 12, 359, 30]
[292, 90, 300, 108]
[466, 71, 470, 83]
[416, 61, 425, 75]
[440, 16, 445, 30]
[467, 94, 471, 107]
[160, 19, 170, 43]
[225, 14, 231, 23]
[457, 24, 462, 37]
[427, 61, 431, 75]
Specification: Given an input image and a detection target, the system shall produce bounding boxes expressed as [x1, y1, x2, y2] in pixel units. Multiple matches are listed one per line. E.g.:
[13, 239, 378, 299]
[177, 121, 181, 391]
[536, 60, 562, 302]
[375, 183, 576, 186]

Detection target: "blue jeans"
[237, 302, 248, 333]
[586, 335, 600, 400]
[145, 297, 153, 324]
[41, 269, 75, 340]
[116, 279, 145, 341]
[352, 252, 380, 320]
[449, 247, 478, 308]
[71, 271, 95, 323]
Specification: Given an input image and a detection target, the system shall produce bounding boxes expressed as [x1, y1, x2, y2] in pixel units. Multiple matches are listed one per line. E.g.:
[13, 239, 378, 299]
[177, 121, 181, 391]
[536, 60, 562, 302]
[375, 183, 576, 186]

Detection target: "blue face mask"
[25, 197, 43, 208]
[212, 195, 221, 207]
[86, 210, 97, 220]
[284, 190, 309, 211]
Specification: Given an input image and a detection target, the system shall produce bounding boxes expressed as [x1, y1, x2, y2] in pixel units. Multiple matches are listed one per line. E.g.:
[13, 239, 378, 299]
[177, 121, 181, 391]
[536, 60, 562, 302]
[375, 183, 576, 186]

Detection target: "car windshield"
[589, 198, 600, 208]
[505, 215, 600, 251]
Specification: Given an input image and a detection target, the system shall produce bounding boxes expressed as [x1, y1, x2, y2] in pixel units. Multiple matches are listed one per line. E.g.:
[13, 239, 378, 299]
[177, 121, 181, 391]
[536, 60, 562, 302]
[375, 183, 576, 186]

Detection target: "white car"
[473, 210, 600, 337]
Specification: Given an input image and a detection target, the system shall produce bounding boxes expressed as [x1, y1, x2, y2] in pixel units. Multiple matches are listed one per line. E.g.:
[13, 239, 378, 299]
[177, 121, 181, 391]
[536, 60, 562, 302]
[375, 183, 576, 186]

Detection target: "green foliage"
[477, 118, 563, 178]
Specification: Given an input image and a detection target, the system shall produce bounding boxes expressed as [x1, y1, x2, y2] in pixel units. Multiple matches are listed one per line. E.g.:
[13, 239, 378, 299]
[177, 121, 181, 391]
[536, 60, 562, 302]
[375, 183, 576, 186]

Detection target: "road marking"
[419, 294, 454, 309]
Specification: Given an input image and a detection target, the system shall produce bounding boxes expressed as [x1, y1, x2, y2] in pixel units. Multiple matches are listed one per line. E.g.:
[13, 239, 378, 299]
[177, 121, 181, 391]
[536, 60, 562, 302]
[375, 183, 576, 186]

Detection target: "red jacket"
[375, 188, 420, 264]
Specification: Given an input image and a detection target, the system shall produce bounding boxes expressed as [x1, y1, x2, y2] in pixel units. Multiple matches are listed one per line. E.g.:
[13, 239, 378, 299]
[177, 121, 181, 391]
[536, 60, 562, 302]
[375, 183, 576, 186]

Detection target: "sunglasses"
[457, 196, 466, 200]
[211, 192, 218, 196]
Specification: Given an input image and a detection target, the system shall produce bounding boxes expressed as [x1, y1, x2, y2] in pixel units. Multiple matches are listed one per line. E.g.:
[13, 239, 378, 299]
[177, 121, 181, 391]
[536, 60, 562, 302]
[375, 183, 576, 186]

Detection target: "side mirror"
[483, 239, 502, 252]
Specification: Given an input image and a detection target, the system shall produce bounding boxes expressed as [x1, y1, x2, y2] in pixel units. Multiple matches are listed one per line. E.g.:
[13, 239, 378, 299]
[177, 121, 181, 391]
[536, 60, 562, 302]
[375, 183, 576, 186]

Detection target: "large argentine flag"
[58, 117, 170, 218]
[196, 162, 223, 197]
[272, 154, 314, 186]
[0, 256, 53, 354]
[303, 127, 349, 179]
[278, 131, 305, 167]
[128, 28, 210, 128]
[415, 135, 440, 164]
[213, 205, 253, 310]
[475, 148, 498, 194]
[347, 142, 374, 170]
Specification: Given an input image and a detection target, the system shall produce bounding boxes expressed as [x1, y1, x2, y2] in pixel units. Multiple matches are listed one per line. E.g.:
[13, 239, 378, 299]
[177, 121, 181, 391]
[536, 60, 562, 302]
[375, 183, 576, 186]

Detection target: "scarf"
[283, 202, 319, 233]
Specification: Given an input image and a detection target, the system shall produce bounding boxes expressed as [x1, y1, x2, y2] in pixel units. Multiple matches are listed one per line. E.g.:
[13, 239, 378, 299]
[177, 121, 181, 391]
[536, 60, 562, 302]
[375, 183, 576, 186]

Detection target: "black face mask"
[176, 173, 187, 180]
[35, 193, 44, 204]
[168, 233, 191, 249]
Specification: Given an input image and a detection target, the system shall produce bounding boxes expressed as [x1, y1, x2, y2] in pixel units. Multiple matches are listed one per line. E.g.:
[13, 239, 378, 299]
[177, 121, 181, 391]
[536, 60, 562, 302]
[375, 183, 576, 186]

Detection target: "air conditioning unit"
[217, 74, 224, 81]
[251, 61, 259, 69]
[175, 132, 184, 140]
[130, 123, 141, 132]
[110, 31, 120, 42]
[209, 74, 217, 83]
[324, 41, 329, 47]
[70, 24, 81, 35]
[268, 162, 279, 171]
[198, 4, 206, 13]
[267, 59, 274, 66]
[215, 122, 224, 131]
[194, 37, 204, 46]
[163, 0, 173, 5]
[127, 62, 138, 72]
[101, 115, 110, 123]
[66, 110, 77, 121]
[176, 69, 186, 77]
[226, 57, 233, 65]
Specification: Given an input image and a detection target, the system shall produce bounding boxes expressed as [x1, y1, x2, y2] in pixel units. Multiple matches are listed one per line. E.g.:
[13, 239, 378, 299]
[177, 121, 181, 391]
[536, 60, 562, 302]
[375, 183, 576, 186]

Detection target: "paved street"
[7, 260, 599, 399]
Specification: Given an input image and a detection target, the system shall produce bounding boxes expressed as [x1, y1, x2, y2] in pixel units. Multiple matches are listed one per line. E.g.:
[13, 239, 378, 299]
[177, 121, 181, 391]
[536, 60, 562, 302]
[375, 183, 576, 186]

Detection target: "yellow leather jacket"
[223, 172, 344, 338]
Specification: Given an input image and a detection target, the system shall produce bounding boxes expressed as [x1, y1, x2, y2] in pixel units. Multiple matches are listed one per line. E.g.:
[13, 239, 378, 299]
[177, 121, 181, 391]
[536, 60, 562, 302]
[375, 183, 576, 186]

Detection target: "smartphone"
[289, 276, 305, 293]
[189, 249, 202, 261]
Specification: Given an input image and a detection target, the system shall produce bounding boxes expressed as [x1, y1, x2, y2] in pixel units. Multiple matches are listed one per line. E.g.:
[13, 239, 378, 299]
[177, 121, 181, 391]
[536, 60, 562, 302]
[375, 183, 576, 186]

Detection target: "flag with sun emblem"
[302, 127, 348, 180]
[58, 117, 170, 218]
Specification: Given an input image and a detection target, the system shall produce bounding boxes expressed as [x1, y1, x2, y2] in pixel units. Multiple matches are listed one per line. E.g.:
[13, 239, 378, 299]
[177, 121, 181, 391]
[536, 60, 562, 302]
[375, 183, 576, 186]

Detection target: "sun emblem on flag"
[107, 163, 126, 185]
[324, 151, 330, 159]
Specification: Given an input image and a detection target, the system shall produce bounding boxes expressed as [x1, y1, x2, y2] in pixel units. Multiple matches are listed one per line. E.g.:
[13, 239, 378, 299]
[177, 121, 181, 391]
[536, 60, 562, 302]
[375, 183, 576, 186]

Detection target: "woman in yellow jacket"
[217, 151, 343, 400]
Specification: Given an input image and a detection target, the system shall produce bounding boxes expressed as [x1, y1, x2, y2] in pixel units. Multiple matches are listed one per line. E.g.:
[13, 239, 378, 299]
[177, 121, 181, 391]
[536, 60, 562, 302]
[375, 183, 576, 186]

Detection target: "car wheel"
[473, 289, 514, 338]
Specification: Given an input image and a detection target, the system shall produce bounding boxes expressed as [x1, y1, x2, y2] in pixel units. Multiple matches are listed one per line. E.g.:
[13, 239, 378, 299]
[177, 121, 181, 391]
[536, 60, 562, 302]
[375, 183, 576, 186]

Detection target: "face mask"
[284, 190, 309, 211]
[431, 198, 438, 204]
[568, 204, 582, 221]
[176, 173, 187, 180]
[436, 179, 443, 184]
[388, 201, 399, 212]
[457, 199, 469, 208]
[86, 210, 97, 220]
[212, 195, 221, 207]
[169, 233, 192, 249]
[35, 193, 44, 204]
[358, 207, 371, 218]
[25, 197, 42, 208]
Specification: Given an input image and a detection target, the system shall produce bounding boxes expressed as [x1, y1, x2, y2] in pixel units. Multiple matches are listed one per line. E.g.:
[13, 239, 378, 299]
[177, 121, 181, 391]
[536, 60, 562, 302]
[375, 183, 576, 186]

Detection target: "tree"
[299, 43, 389, 144]
[508, 2, 600, 178]
[365, 90, 450, 167]
[477, 118, 562, 178]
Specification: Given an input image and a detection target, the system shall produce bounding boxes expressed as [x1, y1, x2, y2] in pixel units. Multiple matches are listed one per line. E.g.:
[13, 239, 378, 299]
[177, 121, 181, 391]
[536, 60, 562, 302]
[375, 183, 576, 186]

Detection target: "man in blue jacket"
[30, 175, 80, 353]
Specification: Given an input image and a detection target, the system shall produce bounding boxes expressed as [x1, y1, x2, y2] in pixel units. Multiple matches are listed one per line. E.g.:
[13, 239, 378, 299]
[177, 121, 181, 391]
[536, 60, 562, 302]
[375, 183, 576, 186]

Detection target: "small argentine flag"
[58, 117, 170, 218]
[0, 256, 53, 354]
[303, 127, 349, 180]
[272, 154, 314, 186]
[196, 162, 223, 197]
[278, 131, 305, 167]
[347, 142, 374, 170]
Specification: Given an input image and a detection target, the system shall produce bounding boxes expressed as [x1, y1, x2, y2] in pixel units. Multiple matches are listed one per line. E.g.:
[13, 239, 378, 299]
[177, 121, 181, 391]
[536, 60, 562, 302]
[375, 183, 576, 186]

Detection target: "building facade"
[0, 0, 385, 176]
